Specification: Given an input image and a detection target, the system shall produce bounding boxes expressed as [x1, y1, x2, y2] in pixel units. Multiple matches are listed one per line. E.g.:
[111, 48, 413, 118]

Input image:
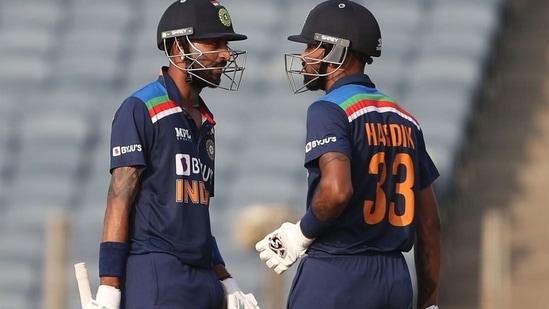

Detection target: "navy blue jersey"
[304, 74, 439, 255]
[110, 67, 216, 268]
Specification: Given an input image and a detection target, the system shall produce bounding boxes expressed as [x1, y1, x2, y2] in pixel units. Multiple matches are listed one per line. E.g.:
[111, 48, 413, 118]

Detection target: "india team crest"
[206, 139, 215, 160]
[218, 7, 232, 27]
[210, 1, 231, 27]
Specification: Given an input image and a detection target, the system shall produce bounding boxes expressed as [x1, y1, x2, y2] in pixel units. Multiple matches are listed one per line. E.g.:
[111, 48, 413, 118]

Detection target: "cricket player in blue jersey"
[255, 1, 441, 309]
[89, 1, 259, 308]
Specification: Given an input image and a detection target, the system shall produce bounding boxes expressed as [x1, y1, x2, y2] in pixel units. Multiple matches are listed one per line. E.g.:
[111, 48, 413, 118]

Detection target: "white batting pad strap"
[95, 285, 121, 309]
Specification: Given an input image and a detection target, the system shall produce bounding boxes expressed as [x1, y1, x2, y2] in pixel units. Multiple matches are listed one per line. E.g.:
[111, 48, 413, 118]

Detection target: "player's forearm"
[102, 200, 131, 242]
[415, 188, 441, 307]
[310, 186, 350, 221]
[311, 152, 353, 221]
[98, 167, 138, 290]
[99, 202, 130, 289]
[415, 232, 440, 308]
[102, 167, 139, 242]
[413, 186, 440, 307]
[100, 276, 122, 289]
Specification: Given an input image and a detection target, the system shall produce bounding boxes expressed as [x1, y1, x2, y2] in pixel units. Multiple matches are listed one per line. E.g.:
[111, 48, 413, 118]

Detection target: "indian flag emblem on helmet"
[218, 7, 232, 27]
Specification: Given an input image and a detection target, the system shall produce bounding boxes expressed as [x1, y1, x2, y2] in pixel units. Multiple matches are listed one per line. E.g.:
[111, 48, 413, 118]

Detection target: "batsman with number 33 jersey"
[256, 1, 441, 309]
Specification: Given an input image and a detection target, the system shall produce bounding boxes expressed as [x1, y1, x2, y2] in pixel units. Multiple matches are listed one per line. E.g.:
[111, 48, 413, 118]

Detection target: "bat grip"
[74, 262, 93, 309]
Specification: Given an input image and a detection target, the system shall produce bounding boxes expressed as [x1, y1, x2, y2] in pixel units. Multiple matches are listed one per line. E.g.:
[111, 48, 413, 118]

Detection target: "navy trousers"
[287, 252, 413, 309]
[123, 253, 224, 309]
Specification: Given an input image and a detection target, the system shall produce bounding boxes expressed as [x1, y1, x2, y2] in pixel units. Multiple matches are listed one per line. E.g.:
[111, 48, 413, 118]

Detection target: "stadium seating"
[0, 0, 505, 307]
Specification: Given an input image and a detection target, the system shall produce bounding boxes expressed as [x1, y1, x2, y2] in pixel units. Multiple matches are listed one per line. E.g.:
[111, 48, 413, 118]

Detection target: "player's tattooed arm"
[108, 166, 139, 201]
[102, 166, 140, 243]
[416, 246, 438, 306]
[415, 186, 441, 308]
[311, 151, 353, 221]
[99, 166, 139, 288]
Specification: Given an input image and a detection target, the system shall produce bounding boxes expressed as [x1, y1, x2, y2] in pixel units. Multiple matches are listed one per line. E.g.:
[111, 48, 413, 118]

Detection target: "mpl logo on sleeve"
[112, 144, 142, 157]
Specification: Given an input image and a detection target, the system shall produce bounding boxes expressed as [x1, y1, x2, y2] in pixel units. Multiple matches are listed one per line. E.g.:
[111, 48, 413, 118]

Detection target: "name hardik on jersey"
[304, 74, 439, 256]
[110, 68, 216, 268]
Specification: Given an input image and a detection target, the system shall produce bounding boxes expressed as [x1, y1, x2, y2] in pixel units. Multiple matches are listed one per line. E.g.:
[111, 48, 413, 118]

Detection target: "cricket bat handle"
[74, 262, 93, 309]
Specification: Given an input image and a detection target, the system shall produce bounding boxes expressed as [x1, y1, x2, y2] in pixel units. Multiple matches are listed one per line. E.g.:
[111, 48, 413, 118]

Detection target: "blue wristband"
[211, 236, 225, 266]
[300, 209, 333, 238]
[99, 241, 129, 277]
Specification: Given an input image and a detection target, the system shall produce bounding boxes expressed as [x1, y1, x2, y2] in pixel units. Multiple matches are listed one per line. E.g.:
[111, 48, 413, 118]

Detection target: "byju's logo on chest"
[175, 154, 214, 182]
[175, 127, 192, 141]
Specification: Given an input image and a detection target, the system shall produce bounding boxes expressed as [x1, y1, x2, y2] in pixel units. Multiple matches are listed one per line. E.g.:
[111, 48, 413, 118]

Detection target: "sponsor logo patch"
[176, 154, 191, 176]
[112, 144, 142, 157]
[305, 136, 337, 153]
[175, 154, 214, 181]
[175, 127, 192, 141]
[268, 233, 286, 258]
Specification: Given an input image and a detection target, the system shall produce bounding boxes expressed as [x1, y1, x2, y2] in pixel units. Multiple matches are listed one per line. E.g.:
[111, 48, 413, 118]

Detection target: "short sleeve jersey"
[110, 67, 216, 268]
[304, 74, 439, 255]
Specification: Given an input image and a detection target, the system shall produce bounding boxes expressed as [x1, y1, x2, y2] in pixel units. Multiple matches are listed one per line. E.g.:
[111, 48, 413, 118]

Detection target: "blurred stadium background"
[0, 0, 547, 308]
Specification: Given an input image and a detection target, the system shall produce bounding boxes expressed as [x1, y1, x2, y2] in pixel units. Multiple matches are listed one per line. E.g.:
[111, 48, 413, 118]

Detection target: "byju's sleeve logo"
[112, 146, 121, 157]
[305, 136, 337, 153]
[112, 144, 142, 157]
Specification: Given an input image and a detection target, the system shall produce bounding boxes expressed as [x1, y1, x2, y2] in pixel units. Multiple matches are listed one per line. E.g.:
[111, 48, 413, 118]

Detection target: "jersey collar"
[327, 74, 376, 94]
[157, 67, 216, 125]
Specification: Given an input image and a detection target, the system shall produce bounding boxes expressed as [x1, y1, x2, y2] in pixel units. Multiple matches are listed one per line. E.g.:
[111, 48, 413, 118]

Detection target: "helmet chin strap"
[173, 38, 201, 107]
[318, 63, 329, 91]
[182, 43, 206, 108]
[319, 43, 348, 90]
[178, 39, 194, 84]
[317, 43, 335, 91]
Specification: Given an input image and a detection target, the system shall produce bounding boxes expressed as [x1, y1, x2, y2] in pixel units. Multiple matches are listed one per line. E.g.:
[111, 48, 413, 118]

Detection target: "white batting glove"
[221, 278, 260, 309]
[255, 221, 314, 274]
[84, 300, 110, 309]
[424, 306, 438, 309]
[84, 285, 120, 309]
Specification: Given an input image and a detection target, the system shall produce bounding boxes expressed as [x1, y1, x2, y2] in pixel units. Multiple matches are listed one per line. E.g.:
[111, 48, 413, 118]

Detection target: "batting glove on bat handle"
[221, 278, 260, 309]
[84, 285, 120, 309]
[255, 221, 314, 274]
[84, 300, 111, 309]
